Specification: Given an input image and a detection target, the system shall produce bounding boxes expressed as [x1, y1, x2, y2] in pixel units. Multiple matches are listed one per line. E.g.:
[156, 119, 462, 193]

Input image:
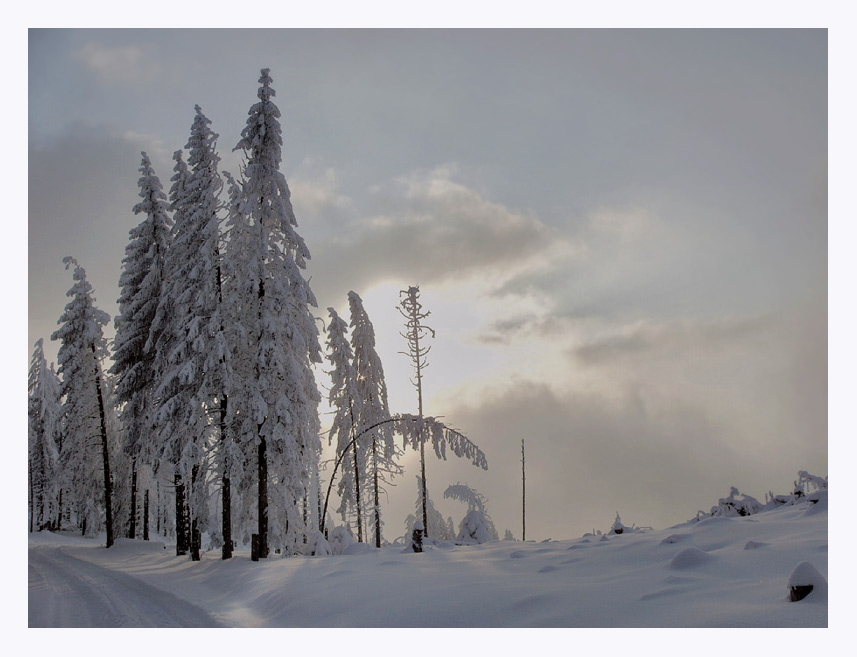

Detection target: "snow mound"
[110, 538, 168, 553]
[343, 542, 374, 556]
[787, 561, 827, 602]
[803, 490, 828, 516]
[669, 547, 715, 569]
[661, 534, 693, 545]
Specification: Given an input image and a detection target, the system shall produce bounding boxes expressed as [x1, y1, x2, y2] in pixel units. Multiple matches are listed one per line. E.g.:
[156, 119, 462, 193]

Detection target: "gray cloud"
[437, 376, 827, 540]
[307, 165, 561, 306]
[75, 43, 160, 84]
[570, 314, 775, 366]
[28, 125, 167, 362]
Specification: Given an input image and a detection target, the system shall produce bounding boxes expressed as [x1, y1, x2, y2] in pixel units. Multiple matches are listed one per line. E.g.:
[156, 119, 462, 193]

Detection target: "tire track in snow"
[29, 546, 223, 627]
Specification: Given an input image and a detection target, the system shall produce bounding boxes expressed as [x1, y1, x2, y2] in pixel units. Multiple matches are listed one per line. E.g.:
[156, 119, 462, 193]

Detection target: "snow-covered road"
[28, 546, 222, 628]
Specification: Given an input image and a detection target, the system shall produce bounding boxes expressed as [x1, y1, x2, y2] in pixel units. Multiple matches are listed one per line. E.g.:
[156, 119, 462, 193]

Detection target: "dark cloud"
[29, 125, 161, 362]
[308, 166, 560, 306]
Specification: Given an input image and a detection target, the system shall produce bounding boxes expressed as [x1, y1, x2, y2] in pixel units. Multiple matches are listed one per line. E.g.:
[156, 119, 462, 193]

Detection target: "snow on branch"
[394, 414, 487, 470]
[443, 483, 487, 514]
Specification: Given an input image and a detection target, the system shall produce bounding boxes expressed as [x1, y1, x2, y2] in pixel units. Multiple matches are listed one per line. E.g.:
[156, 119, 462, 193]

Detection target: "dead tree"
[398, 286, 435, 536]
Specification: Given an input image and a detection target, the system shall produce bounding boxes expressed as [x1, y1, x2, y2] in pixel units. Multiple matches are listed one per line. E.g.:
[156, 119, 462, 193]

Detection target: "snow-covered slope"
[28, 491, 827, 628]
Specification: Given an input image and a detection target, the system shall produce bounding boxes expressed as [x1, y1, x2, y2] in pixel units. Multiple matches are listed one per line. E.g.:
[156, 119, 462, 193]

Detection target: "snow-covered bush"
[456, 510, 494, 544]
[444, 483, 499, 542]
[305, 530, 332, 556]
[797, 471, 827, 494]
[606, 512, 649, 535]
[328, 526, 356, 555]
[710, 487, 762, 517]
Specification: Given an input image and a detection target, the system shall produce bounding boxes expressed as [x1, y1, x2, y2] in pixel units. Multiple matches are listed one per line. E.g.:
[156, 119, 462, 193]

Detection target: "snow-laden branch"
[396, 414, 487, 471]
[320, 413, 487, 534]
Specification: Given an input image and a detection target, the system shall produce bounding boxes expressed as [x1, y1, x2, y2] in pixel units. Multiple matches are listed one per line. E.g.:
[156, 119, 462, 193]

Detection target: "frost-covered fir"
[28, 339, 62, 532]
[348, 291, 400, 546]
[150, 107, 231, 556]
[111, 152, 172, 539]
[51, 257, 115, 546]
[325, 307, 364, 538]
[232, 69, 323, 555]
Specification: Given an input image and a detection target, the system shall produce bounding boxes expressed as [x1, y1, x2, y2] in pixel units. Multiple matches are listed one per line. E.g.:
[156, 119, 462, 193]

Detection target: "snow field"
[29, 491, 827, 629]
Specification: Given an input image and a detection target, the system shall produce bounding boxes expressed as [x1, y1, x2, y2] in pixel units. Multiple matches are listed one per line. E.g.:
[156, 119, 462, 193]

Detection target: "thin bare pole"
[399, 286, 435, 536]
[522, 438, 526, 542]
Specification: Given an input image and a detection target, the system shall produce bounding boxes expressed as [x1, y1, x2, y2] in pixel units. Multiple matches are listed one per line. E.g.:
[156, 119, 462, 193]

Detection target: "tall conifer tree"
[28, 339, 62, 531]
[111, 152, 172, 539]
[52, 257, 114, 546]
[348, 291, 399, 547]
[234, 69, 322, 556]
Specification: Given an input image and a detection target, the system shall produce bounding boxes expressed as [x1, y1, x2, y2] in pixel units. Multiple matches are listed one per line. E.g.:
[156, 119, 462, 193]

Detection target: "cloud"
[28, 125, 167, 363]
[75, 43, 159, 83]
[570, 314, 775, 366]
[437, 375, 827, 540]
[307, 165, 570, 305]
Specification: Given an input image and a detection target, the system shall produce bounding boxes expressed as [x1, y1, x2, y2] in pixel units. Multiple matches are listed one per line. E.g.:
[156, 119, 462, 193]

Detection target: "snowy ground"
[28, 491, 828, 634]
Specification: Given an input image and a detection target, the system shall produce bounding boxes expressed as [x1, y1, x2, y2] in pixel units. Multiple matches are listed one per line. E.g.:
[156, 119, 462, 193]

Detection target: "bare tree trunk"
[143, 489, 150, 541]
[372, 438, 381, 548]
[191, 464, 200, 561]
[93, 347, 114, 549]
[522, 438, 526, 542]
[353, 435, 363, 543]
[175, 472, 187, 555]
[257, 434, 268, 558]
[57, 489, 63, 531]
[419, 436, 428, 537]
[221, 396, 232, 559]
[29, 460, 34, 533]
[129, 460, 137, 539]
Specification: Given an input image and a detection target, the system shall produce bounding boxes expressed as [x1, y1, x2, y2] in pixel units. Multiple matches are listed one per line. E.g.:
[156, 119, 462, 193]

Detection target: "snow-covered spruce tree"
[151, 107, 228, 558]
[111, 152, 172, 540]
[183, 105, 235, 558]
[325, 307, 365, 540]
[349, 291, 400, 547]
[233, 69, 323, 557]
[398, 285, 436, 535]
[51, 257, 115, 547]
[28, 339, 62, 531]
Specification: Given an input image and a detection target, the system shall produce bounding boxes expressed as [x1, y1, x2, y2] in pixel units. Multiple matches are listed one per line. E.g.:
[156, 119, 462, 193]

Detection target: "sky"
[27, 27, 829, 542]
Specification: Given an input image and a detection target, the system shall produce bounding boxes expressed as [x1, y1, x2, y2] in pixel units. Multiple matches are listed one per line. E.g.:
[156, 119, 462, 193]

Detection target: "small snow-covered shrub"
[607, 512, 649, 535]
[444, 482, 499, 542]
[711, 487, 762, 517]
[456, 510, 494, 544]
[329, 526, 356, 555]
[305, 530, 332, 556]
[797, 471, 827, 494]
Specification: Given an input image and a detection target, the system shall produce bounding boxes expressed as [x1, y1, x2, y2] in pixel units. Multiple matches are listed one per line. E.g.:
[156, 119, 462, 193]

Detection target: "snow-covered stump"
[411, 521, 424, 553]
[788, 561, 827, 602]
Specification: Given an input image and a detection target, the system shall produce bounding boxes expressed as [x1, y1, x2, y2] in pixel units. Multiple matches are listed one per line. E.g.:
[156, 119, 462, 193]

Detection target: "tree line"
[28, 69, 488, 558]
